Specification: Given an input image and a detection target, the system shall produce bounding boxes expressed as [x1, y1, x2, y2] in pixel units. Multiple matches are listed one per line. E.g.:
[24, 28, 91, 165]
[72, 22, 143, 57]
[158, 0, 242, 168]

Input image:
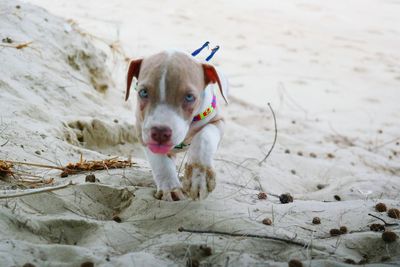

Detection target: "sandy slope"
[0, 0, 399, 266]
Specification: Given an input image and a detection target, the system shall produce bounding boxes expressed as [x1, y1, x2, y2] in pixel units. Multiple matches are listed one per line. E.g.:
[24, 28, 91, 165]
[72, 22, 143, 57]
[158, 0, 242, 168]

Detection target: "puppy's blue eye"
[138, 89, 148, 99]
[185, 94, 195, 102]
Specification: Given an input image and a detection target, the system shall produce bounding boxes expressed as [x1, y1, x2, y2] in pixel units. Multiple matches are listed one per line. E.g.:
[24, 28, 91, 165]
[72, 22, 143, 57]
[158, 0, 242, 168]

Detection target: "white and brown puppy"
[125, 51, 228, 201]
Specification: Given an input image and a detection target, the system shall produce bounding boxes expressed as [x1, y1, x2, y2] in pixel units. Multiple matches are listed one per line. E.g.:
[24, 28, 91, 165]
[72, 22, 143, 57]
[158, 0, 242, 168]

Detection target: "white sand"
[1, 0, 399, 266]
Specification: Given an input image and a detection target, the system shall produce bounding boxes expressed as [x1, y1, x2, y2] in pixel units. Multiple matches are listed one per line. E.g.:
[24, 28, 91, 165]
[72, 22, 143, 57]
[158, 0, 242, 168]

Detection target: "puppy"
[125, 51, 228, 201]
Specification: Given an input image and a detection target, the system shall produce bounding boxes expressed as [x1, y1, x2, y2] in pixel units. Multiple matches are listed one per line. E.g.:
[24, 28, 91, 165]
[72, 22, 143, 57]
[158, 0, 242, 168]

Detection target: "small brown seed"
[309, 152, 317, 158]
[199, 245, 212, 256]
[327, 153, 335, 159]
[85, 174, 96, 183]
[297, 151, 303, 156]
[284, 149, 290, 154]
[382, 231, 398, 243]
[262, 218, 272, 225]
[279, 193, 294, 204]
[112, 215, 122, 223]
[388, 208, 400, 219]
[312, 217, 321, 224]
[334, 195, 341, 201]
[257, 192, 267, 200]
[339, 226, 348, 234]
[370, 223, 385, 232]
[288, 259, 303, 267]
[186, 258, 199, 267]
[330, 228, 341, 236]
[375, 203, 387, 212]
[344, 259, 356, 264]
[316, 184, 326, 190]
[290, 169, 296, 175]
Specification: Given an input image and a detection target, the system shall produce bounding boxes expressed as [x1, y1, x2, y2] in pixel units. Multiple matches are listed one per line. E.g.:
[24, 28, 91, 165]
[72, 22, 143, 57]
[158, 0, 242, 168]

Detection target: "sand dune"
[1, 0, 399, 266]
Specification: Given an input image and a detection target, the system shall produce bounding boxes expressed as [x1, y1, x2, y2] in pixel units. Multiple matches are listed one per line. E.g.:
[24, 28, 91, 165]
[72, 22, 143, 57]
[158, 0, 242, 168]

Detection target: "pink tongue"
[148, 144, 173, 154]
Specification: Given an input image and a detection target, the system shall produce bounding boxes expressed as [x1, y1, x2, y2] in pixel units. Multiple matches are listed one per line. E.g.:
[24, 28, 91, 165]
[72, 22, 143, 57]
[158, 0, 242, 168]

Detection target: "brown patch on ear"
[202, 64, 228, 104]
[126, 59, 143, 101]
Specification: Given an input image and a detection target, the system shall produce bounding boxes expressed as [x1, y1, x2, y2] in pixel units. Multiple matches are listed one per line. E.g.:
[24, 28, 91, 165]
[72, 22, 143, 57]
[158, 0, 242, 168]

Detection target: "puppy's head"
[126, 51, 226, 154]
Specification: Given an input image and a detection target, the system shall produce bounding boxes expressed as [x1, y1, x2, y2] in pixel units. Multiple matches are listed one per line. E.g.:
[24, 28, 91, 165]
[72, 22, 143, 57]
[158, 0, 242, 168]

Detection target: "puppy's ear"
[202, 64, 228, 104]
[126, 59, 143, 101]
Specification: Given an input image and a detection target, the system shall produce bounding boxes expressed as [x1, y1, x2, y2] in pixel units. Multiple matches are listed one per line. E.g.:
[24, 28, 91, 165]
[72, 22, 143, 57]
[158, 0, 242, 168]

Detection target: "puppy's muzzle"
[150, 126, 172, 144]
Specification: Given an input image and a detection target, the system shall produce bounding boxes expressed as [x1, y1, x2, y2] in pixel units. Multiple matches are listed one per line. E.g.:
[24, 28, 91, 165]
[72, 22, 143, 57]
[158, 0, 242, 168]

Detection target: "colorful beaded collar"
[192, 94, 217, 122]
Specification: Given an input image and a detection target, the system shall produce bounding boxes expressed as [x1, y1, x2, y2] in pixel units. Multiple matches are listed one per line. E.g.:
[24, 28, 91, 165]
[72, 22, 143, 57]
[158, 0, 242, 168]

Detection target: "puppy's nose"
[150, 126, 172, 144]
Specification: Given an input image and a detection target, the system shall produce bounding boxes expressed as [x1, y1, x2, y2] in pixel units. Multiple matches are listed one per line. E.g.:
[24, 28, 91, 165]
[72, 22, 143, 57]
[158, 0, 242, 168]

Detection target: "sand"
[0, 0, 399, 266]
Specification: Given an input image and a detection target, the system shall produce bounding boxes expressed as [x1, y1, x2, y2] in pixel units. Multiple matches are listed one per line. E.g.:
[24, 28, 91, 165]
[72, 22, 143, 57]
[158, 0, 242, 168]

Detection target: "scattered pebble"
[279, 193, 294, 204]
[35, 150, 41, 155]
[290, 169, 296, 175]
[22, 264, 36, 267]
[375, 202, 387, 212]
[378, 129, 383, 134]
[339, 226, 348, 234]
[312, 217, 321, 225]
[199, 245, 212, 256]
[16, 5, 21, 9]
[85, 174, 96, 183]
[370, 224, 385, 232]
[297, 151, 303, 156]
[309, 152, 317, 158]
[113, 119, 119, 123]
[334, 195, 341, 201]
[288, 259, 303, 267]
[387, 208, 400, 219]
[262, 218, 272, 225]
[284, 149, 290, 154]
[112, 215, 122, 223]
[382, 231, 398, 243]
[257, 192, 267, 200]
[327, 153, 335, 159]
[291, 120, 296, 124]
[80, 262, 94, 267]
[329, 228, 341, 236]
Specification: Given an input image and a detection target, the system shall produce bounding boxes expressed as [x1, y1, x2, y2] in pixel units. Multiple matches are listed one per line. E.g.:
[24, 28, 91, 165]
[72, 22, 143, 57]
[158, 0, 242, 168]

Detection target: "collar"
[192, 94, 217, 122]
[173, 94, 217, 151]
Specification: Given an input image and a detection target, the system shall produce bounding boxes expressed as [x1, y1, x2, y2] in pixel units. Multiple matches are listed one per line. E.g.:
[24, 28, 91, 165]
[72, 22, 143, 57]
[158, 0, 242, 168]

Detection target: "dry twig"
[0, 160, 13, 177]
[368, 213, 399, 226]
[0, 181, 74, 199]
[178, 226, 307, 247]
[0, 41, 33, 49]
[259, 103, 277, 165]
[61, 157, 133, 176]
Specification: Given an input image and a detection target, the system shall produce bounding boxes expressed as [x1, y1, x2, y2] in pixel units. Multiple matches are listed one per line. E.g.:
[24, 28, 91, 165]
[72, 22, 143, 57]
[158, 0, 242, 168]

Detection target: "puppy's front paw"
[182, 163, 216, 200]
[154, 188, 186, 201]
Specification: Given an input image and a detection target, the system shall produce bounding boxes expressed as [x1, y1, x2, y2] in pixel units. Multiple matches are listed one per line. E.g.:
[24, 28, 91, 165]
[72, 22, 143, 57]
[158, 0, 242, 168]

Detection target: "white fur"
[142, 104, 189, 146]
[187, 123, 221, 166]
[159, 66, 167, 102]
[144, 147, 181, 191]
[186, 124, 222, 199]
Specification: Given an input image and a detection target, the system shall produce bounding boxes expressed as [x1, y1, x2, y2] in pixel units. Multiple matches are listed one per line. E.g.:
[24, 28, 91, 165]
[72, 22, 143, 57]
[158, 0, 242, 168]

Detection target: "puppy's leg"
[183, 123, 222, 200]
[145, 148, 185, 201]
